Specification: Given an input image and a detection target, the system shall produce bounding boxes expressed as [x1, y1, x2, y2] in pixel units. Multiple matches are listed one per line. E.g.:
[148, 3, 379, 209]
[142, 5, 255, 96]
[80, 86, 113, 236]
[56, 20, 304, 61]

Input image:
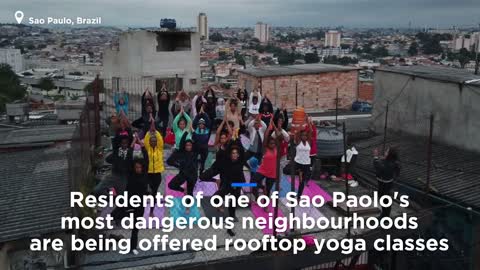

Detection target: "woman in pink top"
[252, 121, 285, 211]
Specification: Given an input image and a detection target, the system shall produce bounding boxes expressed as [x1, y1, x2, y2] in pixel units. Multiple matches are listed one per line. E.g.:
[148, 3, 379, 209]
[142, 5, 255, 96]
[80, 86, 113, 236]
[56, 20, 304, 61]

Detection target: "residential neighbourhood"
[1, 3, 480, 270]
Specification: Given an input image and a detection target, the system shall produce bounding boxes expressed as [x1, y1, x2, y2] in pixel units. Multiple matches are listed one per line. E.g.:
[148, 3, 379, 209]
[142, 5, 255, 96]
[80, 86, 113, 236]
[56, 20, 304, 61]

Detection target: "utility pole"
[425, 114, 434, 192]
[475, 23, 480, 75]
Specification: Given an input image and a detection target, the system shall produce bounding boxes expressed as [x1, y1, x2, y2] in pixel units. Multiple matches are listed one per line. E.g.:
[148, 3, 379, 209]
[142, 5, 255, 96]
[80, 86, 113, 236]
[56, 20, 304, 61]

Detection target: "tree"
[83, 78, 105, 93]
[417, 33, 443, 55]
[210, 32, 224, 42]
[38, 77, 55, 91]
[218, 51, 228, 61]
[456, 48, 472, 68]
[373, 46, 389, 58]
[252, 55, 259, 66]
[304, 51, 320, 63]
[362, 42, 373, 54]
[408, 42, 419, 56]
[235, 52, 246, 66]
[0, 64, 26, 111]
[278, 51, 295, 65]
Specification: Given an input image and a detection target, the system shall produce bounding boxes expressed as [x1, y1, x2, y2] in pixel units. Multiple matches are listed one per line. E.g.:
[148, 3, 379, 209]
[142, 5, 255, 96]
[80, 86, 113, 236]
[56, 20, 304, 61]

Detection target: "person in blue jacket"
[192, 106, 211, 173]
[114, 91, 129, 115]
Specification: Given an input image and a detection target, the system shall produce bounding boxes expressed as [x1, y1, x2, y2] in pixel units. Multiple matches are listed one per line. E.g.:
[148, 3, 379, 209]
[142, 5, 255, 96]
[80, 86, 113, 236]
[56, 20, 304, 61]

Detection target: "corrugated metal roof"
[376, 65, 480, 85]
[0, 143, 72, 242]
[238, 63, 359, 78]
[354, 133, 480, 209]
[0, 126, 75, 146]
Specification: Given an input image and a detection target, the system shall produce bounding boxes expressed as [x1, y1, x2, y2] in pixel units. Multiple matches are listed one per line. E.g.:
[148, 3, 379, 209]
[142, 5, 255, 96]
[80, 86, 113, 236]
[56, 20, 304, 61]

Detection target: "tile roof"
[376, 65, 480, 85]
[0, 143, 72, 242]
[354, 133, 480, 209]
[0, 126, 75, 146]
[237, 63, 359, 78]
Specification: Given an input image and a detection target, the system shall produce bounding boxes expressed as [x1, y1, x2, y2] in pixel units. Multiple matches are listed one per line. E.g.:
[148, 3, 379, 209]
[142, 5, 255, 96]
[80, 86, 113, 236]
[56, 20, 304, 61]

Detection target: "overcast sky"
[1, 0, 479, 28]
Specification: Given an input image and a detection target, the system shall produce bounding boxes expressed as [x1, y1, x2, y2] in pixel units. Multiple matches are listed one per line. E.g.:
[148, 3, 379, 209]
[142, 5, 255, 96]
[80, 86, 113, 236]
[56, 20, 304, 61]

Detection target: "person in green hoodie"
[172, 106, 192, 150]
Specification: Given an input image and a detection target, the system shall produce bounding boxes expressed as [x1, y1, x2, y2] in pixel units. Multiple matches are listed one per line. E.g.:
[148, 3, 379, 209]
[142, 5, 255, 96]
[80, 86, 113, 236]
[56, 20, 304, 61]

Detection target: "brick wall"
[358, 80, 374, 102]
[238, 70, 358, 112]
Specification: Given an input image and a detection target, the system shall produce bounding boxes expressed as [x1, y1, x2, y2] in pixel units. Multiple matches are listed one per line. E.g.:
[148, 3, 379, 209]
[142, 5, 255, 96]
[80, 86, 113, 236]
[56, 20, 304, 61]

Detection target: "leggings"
[130, 206, 145, 250]
[168, 172, 197, 196]
[378, 180, 393, 218]
[147, 173, 162, 194]
[295, 162, 311, 197]
[200, 160, 223, 184]
[195, 146, 209, 172]
[215, 185, 241, 218]
[252, 172, 275, 198]
[157, 115, 169, 137]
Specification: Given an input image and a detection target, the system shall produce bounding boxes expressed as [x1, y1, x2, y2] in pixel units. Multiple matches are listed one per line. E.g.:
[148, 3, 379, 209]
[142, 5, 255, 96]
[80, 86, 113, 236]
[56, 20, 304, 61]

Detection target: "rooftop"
[237, 63, 360, 78]
[354, 132, 480, 210]
[0, 143, 73, 243]
[376, 65, 480, 86]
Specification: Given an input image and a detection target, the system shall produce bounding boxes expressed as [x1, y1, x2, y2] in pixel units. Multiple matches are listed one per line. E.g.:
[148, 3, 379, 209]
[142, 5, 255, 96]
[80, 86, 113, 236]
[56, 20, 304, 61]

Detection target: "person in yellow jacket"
[143, 116, 165, 217]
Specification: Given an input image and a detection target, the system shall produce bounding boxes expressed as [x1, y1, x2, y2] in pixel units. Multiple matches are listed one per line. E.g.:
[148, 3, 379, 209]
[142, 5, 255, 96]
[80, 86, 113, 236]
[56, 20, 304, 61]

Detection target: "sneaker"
[349, 180, 359, 187]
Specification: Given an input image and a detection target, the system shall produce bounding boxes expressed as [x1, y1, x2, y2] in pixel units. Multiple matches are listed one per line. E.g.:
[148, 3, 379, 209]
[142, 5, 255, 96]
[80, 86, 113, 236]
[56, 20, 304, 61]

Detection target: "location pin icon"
[14, 11, 24, 24]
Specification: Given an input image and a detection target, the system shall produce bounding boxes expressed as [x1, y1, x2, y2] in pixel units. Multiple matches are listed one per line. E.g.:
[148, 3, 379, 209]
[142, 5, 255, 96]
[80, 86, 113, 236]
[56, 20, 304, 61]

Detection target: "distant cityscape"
[0, 13, 479, 114]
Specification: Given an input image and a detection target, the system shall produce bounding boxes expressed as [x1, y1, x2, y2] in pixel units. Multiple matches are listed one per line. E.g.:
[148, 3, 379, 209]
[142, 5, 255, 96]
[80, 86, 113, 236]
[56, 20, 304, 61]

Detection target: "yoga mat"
[274, 177, 292, 198]
[201, 196, 226, 219]
[169, 197, 201, 222]
[285, 176, 332, 202]
[251, 203, 287, 235]
[194, 181, 218, 197]
[242, 171, 252, 193]
[208, 134, 216, 147]
[279, 198, 325, 219]
[240, 134, 250, 149]
[165, 175, 186, 198]
[143, 204, 165, 221]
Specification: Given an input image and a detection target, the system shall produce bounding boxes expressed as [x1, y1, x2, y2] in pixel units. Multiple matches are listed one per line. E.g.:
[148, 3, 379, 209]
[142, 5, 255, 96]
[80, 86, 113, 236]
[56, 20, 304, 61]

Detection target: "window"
[156, 32, 192, 52]
[112, 77, 120, 91]
[156, 78, 183, 94]
[190, 79, 197, 85]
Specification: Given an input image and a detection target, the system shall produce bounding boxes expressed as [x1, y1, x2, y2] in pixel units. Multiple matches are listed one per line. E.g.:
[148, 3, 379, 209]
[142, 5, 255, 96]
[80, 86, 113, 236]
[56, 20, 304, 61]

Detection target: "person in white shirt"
[247, 117, 267, 160]
[248, 90, 261, 117]
[191, 90, 207, 118]
[294, 129, 312, 197]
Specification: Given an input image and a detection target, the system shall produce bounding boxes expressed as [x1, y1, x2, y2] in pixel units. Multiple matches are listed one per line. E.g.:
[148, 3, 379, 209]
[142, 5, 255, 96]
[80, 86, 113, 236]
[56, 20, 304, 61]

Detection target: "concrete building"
[325, 30, 341, 48]
[198, 12, 209, 41]
[0, 48, 24, 72]
[237, 63, 360, 112]
[254, 22, 270, 43]
[372, 65, 480, 153]
[102, 29, 201, 93]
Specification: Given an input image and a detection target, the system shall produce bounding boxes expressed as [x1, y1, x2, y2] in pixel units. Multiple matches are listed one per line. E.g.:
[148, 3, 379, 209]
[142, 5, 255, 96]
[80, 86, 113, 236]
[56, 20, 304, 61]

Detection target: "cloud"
[0, 0, 478, 28]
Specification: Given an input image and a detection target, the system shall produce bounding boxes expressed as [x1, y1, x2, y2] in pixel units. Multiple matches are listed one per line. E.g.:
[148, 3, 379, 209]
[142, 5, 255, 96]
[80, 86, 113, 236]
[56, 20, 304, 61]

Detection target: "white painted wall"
[103, 30, 201, 93]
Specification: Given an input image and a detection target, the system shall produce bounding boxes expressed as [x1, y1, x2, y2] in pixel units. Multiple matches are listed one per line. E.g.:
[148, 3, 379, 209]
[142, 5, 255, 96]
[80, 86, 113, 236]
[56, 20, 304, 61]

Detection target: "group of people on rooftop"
[104, 83, 400, 254]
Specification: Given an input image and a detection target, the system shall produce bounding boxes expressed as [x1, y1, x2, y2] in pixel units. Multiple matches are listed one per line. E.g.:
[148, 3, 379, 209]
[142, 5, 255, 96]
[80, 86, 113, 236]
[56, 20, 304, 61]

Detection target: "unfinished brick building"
[237, 63, 360, 112]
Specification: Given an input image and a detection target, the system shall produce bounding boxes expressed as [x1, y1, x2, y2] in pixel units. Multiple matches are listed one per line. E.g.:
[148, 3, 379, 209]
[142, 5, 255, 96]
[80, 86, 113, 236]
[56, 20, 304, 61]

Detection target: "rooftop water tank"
[316, 126, 345, 158]
[160, 19, 176, 29]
